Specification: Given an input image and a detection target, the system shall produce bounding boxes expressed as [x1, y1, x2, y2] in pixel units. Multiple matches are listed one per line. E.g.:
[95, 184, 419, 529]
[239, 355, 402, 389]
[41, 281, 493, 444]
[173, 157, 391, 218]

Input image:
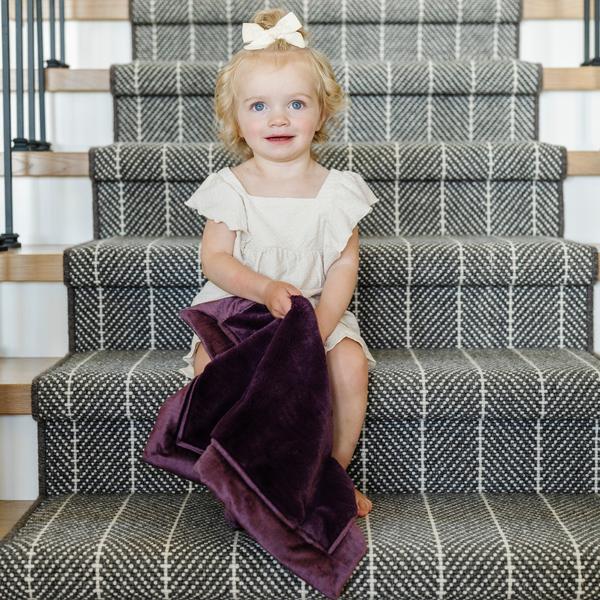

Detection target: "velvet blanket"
[142, 294, 366, 599]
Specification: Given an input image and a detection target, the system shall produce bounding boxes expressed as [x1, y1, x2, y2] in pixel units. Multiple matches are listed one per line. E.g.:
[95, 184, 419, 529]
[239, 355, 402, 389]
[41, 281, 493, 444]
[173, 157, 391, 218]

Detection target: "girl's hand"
[262, 281, 302, 319]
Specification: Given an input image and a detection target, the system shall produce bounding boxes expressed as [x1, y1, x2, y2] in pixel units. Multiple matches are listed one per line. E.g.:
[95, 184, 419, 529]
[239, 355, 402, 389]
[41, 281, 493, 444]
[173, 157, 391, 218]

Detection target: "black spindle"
[59, 0, 68, 67]
[26, 0, 36, 149]
[1, 0, 21, 249]
[47, 0, 68, 68]
[584, 0, 600, 66]
[13, 0, 28, 150]
[594, 0, 600, 65]
[35, 0, 50, 150]
[583, 0, 590, 65]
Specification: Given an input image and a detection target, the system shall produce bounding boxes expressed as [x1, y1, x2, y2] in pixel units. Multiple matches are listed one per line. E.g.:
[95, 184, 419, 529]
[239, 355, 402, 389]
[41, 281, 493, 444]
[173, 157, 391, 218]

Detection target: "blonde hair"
[213, 8, 350, 162]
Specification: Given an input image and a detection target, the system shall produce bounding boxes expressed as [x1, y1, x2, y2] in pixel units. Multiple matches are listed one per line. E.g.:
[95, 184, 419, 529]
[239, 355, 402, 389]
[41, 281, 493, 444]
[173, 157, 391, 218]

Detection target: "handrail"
[1, 0, 69, 250]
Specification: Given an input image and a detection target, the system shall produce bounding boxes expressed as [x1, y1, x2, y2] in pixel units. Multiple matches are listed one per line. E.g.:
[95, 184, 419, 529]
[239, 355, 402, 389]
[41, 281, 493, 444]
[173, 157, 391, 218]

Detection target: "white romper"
[181, 166, 379, 379]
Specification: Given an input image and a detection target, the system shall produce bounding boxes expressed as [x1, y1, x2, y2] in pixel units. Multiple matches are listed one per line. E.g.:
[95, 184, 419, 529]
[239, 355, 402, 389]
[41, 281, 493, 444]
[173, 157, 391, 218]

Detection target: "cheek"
[297, 112, 321, 131]
[238, 116, 262, 138]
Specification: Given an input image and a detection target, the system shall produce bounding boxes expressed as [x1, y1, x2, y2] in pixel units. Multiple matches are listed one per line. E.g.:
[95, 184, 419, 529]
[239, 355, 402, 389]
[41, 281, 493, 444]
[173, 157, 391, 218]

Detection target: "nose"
[268, 105, 289, 127]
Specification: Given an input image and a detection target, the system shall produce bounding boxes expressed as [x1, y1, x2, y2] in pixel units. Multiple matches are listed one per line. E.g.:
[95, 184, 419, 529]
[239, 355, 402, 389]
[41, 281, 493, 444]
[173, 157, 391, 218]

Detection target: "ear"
[318, 110, 327, 130]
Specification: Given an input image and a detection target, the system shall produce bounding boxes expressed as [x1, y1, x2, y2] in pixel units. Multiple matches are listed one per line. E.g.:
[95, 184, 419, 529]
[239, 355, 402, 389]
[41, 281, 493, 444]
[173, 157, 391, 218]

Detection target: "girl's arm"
[314, 226, 359, 343]
[201, 219, 301, 318]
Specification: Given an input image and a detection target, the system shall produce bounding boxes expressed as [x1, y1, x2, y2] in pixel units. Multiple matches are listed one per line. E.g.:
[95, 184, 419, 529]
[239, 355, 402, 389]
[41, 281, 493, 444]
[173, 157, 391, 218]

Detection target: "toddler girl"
[181, 8, 378, 517]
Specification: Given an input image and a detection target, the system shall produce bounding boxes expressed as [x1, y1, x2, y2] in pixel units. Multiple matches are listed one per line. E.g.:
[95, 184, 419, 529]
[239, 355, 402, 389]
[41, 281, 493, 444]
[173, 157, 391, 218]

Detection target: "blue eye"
[291, 101, 303, 109]
[252, 102, 265, 111]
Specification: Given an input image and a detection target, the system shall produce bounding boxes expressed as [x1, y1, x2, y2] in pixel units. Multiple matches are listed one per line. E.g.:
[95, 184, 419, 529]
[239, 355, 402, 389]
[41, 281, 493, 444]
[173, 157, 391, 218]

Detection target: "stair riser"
[68, 285, 592, 352]
[94, 180, 563, 238]
[114, 95, 537, 144]
[40, 419, 600, 495]
[132, 23, 518, 62]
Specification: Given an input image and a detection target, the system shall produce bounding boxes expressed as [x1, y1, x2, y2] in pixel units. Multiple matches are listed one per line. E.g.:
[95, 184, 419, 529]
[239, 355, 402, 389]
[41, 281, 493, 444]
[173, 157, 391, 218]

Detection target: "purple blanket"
[143, 294, 366, 598]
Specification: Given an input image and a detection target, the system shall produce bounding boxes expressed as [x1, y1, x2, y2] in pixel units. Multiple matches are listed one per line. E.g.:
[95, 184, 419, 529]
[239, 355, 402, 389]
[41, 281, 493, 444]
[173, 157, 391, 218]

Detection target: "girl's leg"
[326, 337, 373, 517]
[193, 341, 211, 377]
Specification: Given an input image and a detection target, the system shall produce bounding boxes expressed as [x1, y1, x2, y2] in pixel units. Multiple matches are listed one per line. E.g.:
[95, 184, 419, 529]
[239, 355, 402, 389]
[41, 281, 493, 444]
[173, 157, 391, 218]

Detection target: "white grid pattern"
[538, 493, 584, 600]
[25, 495, 75, 600]
[93, 494, 133, 599]
[161, 492, 192, 600]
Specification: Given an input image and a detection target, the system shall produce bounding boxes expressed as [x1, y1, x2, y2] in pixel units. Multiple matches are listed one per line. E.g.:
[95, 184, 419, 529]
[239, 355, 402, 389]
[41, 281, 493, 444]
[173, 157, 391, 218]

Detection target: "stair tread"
[33, 347, 600, 423]
[0, 245, 69, 282]
[63, 235, 598, 289]
[0, 500, 36, 540]
[9, 0, 587, 21]
[3, 66, 596, 93]
[0, 358, 60, 415]
[1, 491, 599, 598]
[111, 60, 542, 96]
[1, 150, 596, 178]
[91, 141, 567, 182]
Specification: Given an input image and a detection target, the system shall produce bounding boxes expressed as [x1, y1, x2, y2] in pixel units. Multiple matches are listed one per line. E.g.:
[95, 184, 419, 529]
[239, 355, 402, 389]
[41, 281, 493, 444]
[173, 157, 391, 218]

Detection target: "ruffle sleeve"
[323, 171, 379, 272]
[185, 171, 249, 235]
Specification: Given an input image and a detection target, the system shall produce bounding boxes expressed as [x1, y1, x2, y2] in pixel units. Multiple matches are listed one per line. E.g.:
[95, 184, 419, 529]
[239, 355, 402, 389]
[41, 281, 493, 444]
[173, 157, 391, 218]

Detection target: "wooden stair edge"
[0, 153, 89, 177]
[0, 245, 69, 282]
[1, 150, 599, 178]
[0, 357, 61, 415]
[2, 68, 600, 93]
[7, 0, 595, 21]
[0, 500, 39, 540]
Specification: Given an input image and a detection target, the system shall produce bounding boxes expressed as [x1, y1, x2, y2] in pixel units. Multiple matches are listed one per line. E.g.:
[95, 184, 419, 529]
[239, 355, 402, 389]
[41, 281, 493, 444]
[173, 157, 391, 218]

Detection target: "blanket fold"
[143, 295, 366, 599]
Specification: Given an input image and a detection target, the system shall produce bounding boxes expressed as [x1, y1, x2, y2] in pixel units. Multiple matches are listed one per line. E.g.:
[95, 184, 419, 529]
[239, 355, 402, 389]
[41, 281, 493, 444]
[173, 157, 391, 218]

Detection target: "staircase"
[2, 0, 600, 598]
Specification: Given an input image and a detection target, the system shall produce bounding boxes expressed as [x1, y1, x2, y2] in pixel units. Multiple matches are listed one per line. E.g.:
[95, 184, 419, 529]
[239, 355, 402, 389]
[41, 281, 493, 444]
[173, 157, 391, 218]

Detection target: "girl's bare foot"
[355, 488, 372, 517]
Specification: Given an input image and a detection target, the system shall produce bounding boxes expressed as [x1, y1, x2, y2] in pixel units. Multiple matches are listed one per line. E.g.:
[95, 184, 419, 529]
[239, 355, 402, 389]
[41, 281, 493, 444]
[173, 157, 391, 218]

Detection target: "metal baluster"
[35, 0, 50, 150]
[13, 0, 28, 150]
[47, 0, 68, 68]
[584, 0, 600, 66]
[26, 0, 36, 149]
[594, 0, 600, 65]
[59, 0, 68, 67]
[1, 0, 21, 249]
[583, 0, 590, 65]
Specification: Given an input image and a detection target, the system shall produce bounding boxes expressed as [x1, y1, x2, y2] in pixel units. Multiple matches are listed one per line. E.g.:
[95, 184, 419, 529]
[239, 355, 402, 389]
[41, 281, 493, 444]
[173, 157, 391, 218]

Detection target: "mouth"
[266, 136, 294, 143]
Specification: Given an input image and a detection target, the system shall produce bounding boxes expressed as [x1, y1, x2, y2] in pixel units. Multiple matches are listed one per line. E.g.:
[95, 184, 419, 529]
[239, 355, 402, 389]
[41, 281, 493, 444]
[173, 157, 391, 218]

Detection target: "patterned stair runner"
[111, 60, 541, 143]
[129, 0, 522, 61]
[3, 0, 600, 598]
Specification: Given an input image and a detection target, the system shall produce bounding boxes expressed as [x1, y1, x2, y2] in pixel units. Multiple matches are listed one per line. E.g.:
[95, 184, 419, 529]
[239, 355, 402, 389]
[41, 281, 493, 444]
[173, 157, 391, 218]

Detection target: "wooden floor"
[0, 500, 36, 540]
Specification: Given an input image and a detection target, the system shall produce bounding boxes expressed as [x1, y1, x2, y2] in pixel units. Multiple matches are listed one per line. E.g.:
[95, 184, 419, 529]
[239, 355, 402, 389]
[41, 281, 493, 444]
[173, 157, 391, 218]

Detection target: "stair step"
[1, 491, 599, 598]
[59, 235, 596, 352]
[0, 500, 36, 540]
[525, 0, 594, 18]
[8, 241, 600, 285]
[8, 0, 583, 21]
[0, 358, 59, 415]
[35, 348, 600, 424]
[2, 67, 596, 93]
[91, 141, 566, 238]
[0, 245, 68, 282]
[32, 348, 600, 494]
[8, 0, 128, 20]
[112, 60, 541, 143]
[0, 153, 88, 177]
[0, 69, 110, 92]
[63, 236, 598, 289]
[1, 149, 597, 178]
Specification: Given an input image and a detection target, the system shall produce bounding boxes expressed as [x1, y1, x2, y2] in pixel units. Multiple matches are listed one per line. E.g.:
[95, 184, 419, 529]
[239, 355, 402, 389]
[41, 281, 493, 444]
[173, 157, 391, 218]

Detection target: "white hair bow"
[242, 12, 306, 50]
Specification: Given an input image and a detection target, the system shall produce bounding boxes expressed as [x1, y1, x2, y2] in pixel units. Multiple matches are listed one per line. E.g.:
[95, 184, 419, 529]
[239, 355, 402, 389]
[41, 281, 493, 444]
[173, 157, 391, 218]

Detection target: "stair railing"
[1, 0, 69, 251]
[583, 0, 600, 66]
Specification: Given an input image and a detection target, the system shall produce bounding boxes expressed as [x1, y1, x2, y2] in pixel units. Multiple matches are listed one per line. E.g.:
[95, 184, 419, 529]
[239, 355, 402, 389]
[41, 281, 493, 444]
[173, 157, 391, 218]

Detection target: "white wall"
[0, 20, 599, 500]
